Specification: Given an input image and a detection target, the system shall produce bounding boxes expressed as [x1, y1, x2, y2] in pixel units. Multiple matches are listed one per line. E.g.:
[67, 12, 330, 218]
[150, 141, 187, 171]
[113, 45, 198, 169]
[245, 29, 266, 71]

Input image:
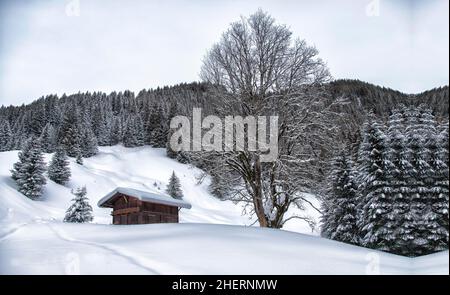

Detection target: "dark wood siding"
[110, 194, 180, 225]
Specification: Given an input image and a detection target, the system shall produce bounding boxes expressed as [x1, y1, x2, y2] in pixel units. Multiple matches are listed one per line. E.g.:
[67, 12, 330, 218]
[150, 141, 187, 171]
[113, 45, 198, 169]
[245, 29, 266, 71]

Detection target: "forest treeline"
[1, 79, 447, 155]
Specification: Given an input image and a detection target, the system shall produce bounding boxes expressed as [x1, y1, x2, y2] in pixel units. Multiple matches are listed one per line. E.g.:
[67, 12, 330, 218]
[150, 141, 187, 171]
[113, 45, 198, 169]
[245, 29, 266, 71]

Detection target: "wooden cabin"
[98, 187, 191, 225]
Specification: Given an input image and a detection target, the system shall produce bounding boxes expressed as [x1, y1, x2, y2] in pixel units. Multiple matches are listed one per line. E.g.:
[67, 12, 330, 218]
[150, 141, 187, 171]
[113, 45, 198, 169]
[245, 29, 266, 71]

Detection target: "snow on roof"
[98, 187, 192, 209]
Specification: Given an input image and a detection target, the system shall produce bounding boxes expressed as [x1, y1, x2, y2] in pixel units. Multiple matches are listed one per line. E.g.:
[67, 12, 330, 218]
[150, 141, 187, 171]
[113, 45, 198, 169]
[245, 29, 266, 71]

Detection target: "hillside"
[0, 145, 320, 232]
[0, 146, 246, 226]
[0, 145, 448, 275]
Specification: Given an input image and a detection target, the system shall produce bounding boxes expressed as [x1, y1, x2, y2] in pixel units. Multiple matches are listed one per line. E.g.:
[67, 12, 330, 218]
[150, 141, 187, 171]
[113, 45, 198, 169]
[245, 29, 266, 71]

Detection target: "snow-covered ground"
[1, 222, 448, 275]
[0, 146, 448, 274]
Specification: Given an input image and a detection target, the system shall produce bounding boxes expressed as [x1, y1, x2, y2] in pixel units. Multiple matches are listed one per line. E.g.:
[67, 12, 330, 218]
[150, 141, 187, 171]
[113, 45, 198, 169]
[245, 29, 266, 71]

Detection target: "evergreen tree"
[385, 106, 415, 255]
[110, 117, 122, 145]
[208, 174, 229, 200]
[97, 117, 111, 146]
[64, 186, 93, 223]
[11, 117, 28, 150]
[402, 106, 435, 255]
[427, 121, 449, 252]
[135, 115, 145, 146]
[123, 116, 144, 147]
[28, 103, 46, 136]
[48, 147, 71, 185]
[146, 105, 167, 148]
[10, 138, 47, 200]
[39, 123, 56, 153]
[166, 171, 183, 199]
[80, 123, 98, 157]
[0, 120, 12, 152]
[59, 105, 82, 157]
[90, 104, 103, 137]
[321, 152, 358, 244]
[356, 119, 395, 251]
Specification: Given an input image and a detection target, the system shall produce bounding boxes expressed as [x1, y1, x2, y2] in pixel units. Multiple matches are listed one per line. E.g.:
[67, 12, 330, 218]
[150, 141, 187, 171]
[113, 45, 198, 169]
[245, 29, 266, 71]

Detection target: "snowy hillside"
[0, 146, 448, 275]
[0, 146, 246, 226]
[0, 145, 319, 233]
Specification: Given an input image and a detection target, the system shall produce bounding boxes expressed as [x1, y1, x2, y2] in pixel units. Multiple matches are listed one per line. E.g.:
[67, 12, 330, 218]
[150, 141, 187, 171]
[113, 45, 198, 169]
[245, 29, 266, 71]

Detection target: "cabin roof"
[97, 187, 192, 209]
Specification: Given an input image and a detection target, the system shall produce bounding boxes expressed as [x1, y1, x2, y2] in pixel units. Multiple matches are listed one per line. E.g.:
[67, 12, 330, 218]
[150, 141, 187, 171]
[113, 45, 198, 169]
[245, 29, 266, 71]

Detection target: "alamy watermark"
[169, 108, 279, 162]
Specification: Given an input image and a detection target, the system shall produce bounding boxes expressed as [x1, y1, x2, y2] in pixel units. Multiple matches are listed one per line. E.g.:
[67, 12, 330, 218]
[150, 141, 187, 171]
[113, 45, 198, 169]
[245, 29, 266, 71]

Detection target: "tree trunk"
[253, 157, 268, 227]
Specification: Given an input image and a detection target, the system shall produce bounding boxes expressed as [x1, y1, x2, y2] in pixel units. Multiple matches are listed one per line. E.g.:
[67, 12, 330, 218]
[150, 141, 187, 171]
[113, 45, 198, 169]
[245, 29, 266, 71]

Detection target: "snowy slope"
[0, 145, 320, 233]
[0, 146, 252, 230]
[0, 146, 448, 275]
[1, 222, 448, 275]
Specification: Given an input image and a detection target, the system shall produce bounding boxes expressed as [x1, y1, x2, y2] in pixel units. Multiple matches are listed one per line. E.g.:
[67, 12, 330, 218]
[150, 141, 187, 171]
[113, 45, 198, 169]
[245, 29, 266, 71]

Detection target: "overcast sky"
[0, 0, 448, 106]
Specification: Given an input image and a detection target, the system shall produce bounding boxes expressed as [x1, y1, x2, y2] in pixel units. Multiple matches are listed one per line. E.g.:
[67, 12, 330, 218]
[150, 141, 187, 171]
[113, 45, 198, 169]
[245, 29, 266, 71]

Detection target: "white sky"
[0, 0, 448, 105]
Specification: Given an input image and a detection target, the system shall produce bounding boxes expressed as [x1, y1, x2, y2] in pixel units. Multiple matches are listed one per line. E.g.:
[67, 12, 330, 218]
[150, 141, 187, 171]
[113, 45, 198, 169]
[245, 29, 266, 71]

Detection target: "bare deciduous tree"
[196, 10, 340, 228]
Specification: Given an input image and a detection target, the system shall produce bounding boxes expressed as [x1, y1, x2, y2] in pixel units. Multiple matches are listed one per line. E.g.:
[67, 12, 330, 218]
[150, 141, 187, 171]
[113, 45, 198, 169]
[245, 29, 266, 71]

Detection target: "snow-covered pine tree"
[110, 117, 122, 145]
[427, 121, 449, 253]
[0, 120, 12, 152]
[356, 119, 395, 251]
[11, 117, 28, 150]
[166, 171, 183, 199]
[59, 105, 82, 157]
[402, 106, 435, 256]
[97, 116, 111, 146]
[321, 152, 359, 244]
[64, 186, 93, 223]
[416, 107, 441, 255]
[48, 147, 71, 185]
[147, 105, 167, 148]
[135, 115, 145, 146]
[123, 116, 144, 147]
[80, 123, 98, 157]
[208, 173, 230, 200]
[90, 103, 102, 137]
[385, 106, 414, 255]
[122, 117, 136, 147]
[10, 138, 47, 200]
[39, 123, 57, 153]
[26, 104, 46, 137]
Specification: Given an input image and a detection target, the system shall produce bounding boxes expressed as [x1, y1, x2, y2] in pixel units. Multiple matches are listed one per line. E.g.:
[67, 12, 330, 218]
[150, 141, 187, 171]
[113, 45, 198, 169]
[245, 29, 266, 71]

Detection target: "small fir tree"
[166, 171, 184, 199]
[64, 186, 94, 223]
